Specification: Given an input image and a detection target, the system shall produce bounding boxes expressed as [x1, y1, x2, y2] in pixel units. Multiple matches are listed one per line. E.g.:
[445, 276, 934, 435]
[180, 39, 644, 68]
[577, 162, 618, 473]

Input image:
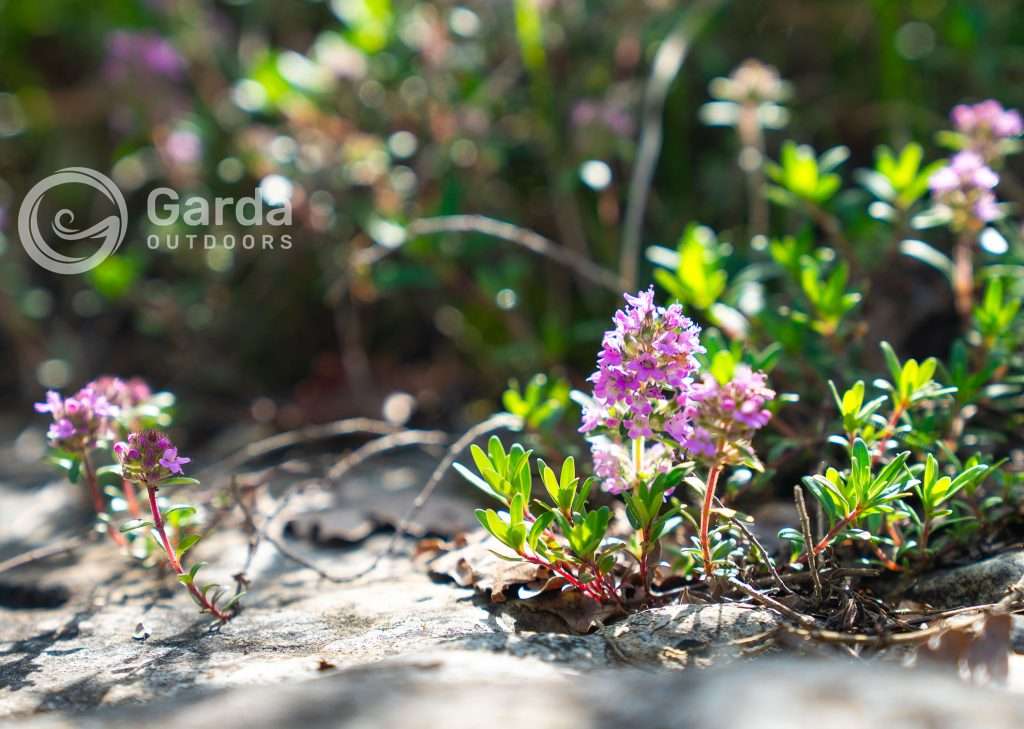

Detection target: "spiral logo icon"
[18, 167, 127, 275]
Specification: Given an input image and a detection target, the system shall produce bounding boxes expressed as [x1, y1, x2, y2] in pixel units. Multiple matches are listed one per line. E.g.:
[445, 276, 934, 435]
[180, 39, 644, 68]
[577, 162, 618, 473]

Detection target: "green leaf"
[538, 460, 560, 503]
[178, 561, 206, 585]
[509, 493, 526, 527]
[899, 239, 953, 278]
[879, 341, 902, 385]
[221, 592, 245, 612]
[487, 436, 507, 475]
[475, 508, 508, 542]
[559, 457, 576, 490]
[119, 518, 155, 533]
[176, 533, 202, 559]
[709, 350, 737, 385]
[527, 512, 555, 550]
[453, 462, 502, 502]
[842, 380, 865, 416]
[158, 476, 200, 487]
[164, 505, 197, 520]
[572, 478, 592, 514]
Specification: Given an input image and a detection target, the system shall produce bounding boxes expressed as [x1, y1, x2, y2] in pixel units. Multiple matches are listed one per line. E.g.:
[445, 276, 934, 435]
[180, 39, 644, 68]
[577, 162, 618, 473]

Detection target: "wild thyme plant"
[36, 384, 126, 545]
[793, 342, 1003, 570]
[37, 378, 239, 622]
[457, 289, 776, 605]
[115, 431, 240, 622]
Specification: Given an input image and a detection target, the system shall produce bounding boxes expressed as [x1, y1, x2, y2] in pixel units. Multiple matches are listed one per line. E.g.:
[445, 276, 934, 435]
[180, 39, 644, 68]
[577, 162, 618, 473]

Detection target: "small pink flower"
[159, 447, 191, 475]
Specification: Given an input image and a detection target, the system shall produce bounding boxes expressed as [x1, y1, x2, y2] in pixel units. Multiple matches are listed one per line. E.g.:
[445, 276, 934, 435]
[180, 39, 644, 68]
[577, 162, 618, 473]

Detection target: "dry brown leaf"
[427, 532, 549, 599]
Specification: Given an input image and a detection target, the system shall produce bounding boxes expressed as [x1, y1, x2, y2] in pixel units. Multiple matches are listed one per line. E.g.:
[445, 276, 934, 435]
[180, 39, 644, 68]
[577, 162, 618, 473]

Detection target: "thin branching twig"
[794, 485, 824, 603]
[383, 413, 523, 559]
[727, 576, 817, 626]
[228, 429, 449, 587]
[0, 536, 88, 575]
[354, 215, 624, 293]
[326, 429, 448, 485]
[205, 417, 401, 475]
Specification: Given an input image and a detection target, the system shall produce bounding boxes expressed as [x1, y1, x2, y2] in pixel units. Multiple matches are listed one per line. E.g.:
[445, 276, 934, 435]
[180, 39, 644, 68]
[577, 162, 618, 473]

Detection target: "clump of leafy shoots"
[790, 439, 914, 561]
[909, 454, 991, 558]
[457, 436, 684, 607]
[115, 431, 240, 622]
[830, 342, 953, 463]
[459, 290, 776, 605]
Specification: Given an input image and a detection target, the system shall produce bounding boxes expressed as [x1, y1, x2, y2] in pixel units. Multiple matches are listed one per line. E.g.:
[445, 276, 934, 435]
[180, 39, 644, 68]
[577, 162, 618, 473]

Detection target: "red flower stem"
[145, 484, 231, 621]
[699, 464, 723, 578]
[80, 450, 126, 547]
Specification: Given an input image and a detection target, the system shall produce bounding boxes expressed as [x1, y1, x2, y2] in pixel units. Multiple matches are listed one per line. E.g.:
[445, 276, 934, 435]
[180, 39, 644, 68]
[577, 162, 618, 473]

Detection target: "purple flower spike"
[35, 385, 119, 451]
[950, 99, 1023, 164]
[930, 151, 1002, 229]
[115, 431, 192, 484]
[581, 287, 703, 492]
[952, 100, 1023, 140]
[685, 365, 776, 464]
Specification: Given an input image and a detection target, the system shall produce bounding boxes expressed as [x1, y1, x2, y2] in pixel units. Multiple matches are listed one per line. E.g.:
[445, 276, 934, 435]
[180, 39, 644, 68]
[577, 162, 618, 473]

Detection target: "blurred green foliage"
[0, 0, 1022, 453]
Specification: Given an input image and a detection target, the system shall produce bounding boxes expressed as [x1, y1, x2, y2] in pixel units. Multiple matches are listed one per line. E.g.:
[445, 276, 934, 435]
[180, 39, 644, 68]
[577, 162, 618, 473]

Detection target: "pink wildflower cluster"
[685, 365, 776, 462]
[581, 288, 704, 442]
[580, 288, 704, 493]
[93, 375, 153, 410]
[114, 431, 191, 484]
[952, 100, 1022, 161]
[35, 386, 119, 451]
[929, 151, 1001, 229]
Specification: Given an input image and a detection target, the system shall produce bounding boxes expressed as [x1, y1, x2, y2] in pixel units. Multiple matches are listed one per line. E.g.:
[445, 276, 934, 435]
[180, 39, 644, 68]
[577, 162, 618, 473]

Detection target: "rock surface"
[909, 551, 1024, 609]
[3, 453, 1024, 727]
[0, 529, 781, 718]
[0, 459, 778, 724]
[5, 650, 1024, 729]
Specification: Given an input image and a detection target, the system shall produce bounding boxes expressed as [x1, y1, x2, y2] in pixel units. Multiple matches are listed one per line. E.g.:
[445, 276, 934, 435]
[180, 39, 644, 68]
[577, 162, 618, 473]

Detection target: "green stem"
[631, 437, 645, 480]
